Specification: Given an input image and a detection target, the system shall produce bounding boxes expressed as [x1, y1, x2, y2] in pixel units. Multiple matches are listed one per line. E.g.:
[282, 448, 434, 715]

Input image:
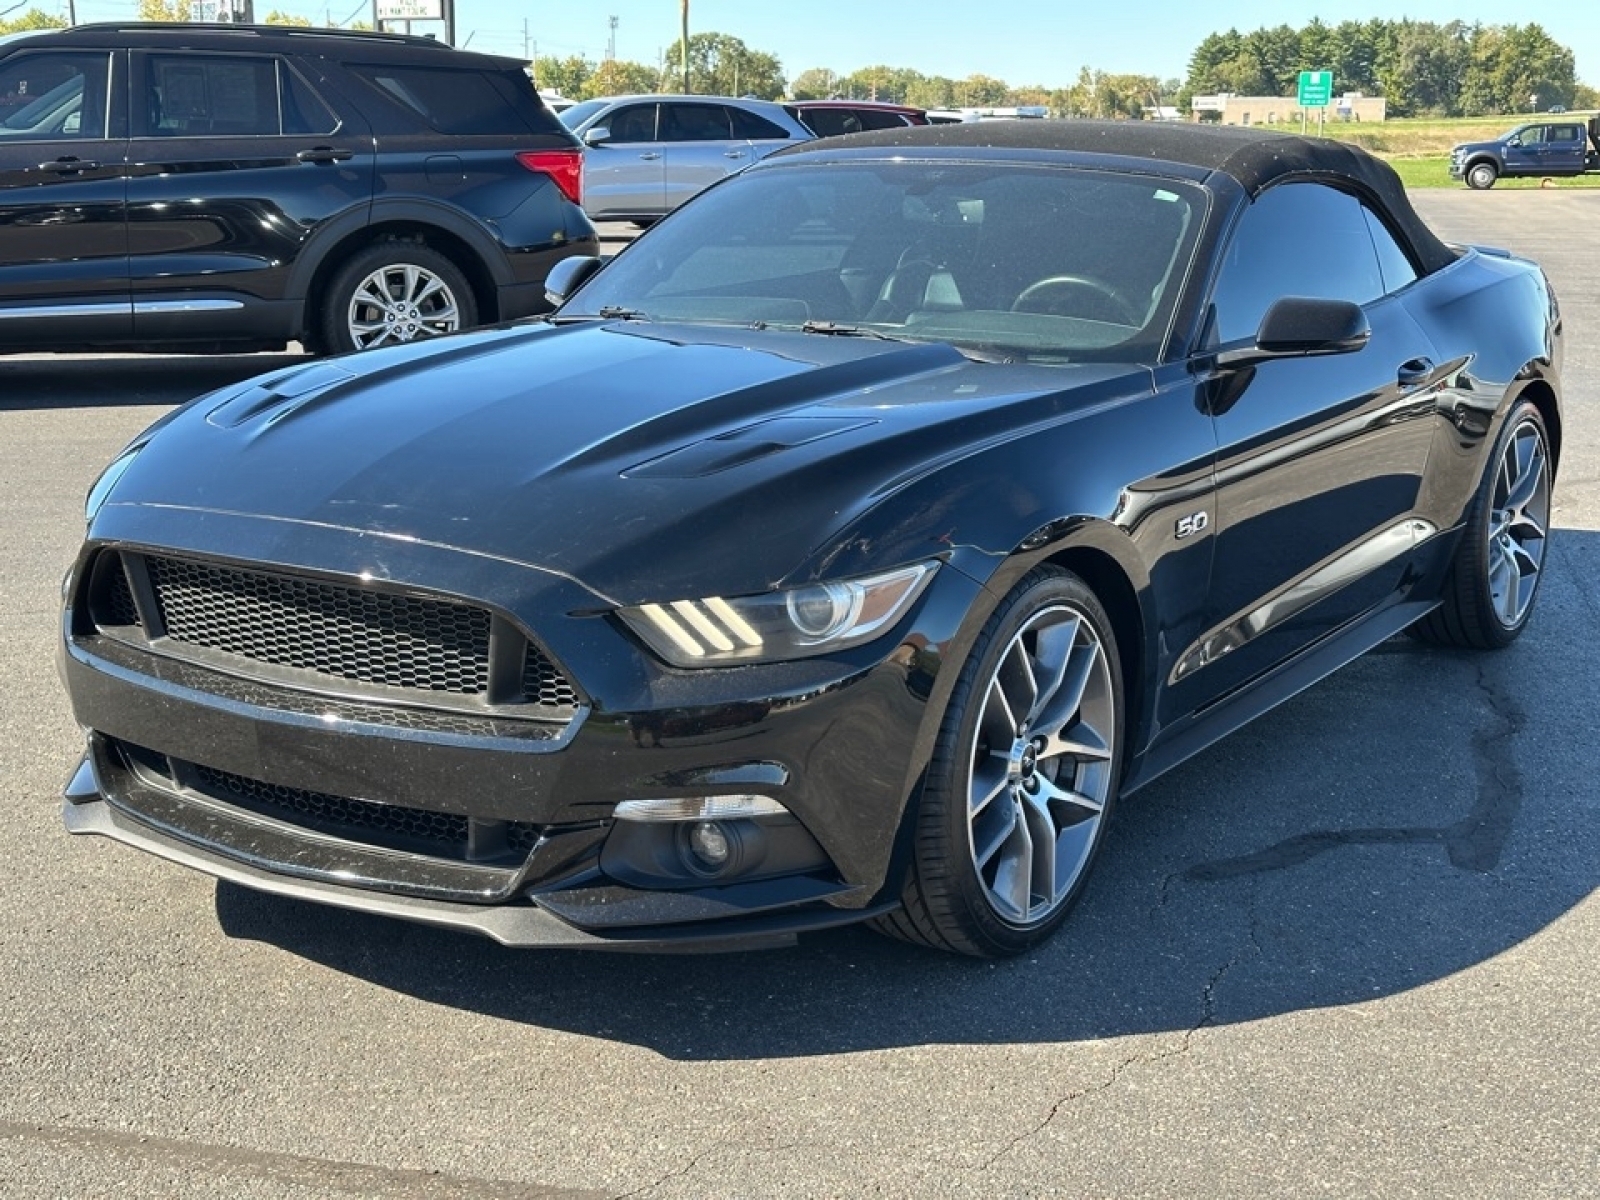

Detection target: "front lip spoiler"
[62, 757, 897, 953]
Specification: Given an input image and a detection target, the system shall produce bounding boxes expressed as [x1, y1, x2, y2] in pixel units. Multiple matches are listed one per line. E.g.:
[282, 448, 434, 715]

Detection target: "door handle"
[38, 158, 100, 173]
[1397, 357, 1436, 388]
[637, 152, 662, 161]
[296, 147, 355, 164]
[723, 150, 746, 159]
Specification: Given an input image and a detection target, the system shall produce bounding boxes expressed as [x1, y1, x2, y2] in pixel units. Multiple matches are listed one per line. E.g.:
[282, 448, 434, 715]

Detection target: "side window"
[662, 103, 734, 141]
[729, 107, 792, 141]
[604, 104, 658, 143]
[1209, 183, 1386, 344]
[281, 64, 338, 136]
[856, 109, 910, 131]
[146, 55, 280, 137]
[0, 51, 109, 140]
[795, 108, 853, 138]
[1363, 207, 1418, 295]
[1550, 125, 1582, 145]
[346, 64, 530, 135]
[1519, 126, 1545, 145]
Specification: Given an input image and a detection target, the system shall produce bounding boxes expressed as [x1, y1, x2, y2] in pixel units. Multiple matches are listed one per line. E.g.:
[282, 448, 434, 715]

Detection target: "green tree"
[137, 0, 192, 18]
[957, 73, 1008, 106]
[264, 10, 312, 25]
[533, 54, 592, 100]
[789, 68, 837, 100]
[0, 8, 66, 33]
[585, 59, 659, 99]
[663, 32, 785, 99]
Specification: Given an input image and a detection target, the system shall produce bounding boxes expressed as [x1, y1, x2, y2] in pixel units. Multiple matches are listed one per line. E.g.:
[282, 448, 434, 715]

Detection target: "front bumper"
[60, 507, 983, 948]
[63, 756, 893, 951]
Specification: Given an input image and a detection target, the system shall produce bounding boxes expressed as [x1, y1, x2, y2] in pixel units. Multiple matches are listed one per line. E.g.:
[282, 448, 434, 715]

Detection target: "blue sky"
[61, 0, 1600, 87]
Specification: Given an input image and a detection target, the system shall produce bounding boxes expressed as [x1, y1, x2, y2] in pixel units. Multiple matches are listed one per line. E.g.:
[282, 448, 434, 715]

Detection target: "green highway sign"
[1298, 70, 1333, 107]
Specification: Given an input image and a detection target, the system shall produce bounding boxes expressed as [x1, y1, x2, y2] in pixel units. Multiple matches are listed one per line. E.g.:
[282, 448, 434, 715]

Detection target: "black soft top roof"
[790, 120, 1457, 275]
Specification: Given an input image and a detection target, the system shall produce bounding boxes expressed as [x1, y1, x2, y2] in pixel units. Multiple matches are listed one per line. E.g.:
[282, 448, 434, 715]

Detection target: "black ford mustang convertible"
[60, 123, 1561, 957]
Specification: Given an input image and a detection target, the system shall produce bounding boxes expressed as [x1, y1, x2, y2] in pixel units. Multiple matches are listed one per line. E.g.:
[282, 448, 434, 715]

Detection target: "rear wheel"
[1466, 162, 1499, 190]
[1412, 399, 1552, 649]
[320, 242, 477, 354]
[874, 567, 1124, 958]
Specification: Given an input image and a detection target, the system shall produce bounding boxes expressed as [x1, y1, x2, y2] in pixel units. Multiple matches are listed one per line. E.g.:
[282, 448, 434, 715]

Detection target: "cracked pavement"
[1, 200, 1597, 1198]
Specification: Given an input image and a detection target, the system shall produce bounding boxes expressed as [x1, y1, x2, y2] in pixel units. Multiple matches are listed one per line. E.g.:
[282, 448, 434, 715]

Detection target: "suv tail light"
[516, 150, 583, 206]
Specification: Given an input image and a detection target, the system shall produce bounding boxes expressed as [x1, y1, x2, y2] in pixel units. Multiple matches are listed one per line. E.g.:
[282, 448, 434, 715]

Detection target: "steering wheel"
[1011, 275, 1141, 325]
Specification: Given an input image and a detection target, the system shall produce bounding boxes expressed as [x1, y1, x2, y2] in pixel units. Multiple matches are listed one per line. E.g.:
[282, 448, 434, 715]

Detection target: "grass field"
[1251, 112, 1600, 188]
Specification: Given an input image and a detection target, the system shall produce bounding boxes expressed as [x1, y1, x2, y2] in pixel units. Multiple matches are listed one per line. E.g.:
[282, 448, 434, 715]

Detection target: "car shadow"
[214, 527, 1600, 1060]
[0, 352, 307, 411]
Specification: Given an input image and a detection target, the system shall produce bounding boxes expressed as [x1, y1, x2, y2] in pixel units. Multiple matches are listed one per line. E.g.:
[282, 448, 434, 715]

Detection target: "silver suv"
[560, 95, 812, 222]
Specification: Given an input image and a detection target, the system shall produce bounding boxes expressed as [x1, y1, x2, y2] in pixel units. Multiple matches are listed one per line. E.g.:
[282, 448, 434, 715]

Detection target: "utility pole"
[606, 15, 617, 61]
[680, 0, 689, 93]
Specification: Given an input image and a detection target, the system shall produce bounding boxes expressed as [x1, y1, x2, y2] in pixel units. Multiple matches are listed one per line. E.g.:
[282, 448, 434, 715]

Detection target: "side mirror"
[583, 126, 612, 147]
[543, 255, 604, 307]
[1506, 135, 1522, 147]
[1214, 297, 1371, 369]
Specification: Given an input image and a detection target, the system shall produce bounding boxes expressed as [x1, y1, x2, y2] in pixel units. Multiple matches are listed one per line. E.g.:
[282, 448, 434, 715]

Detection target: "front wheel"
[874, 567, 1124, 958]
[1466, 162, 1499, 190]
[1412, 399, 1552, 649]
[320, 242, 477, 354]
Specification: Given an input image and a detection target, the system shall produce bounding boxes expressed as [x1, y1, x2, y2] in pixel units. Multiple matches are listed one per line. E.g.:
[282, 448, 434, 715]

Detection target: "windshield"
[562, 160, 1205, 363]
[559, 98, 610, 131]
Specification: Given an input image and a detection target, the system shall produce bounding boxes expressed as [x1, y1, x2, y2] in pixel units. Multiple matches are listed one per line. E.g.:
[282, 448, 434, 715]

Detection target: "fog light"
[687, 821, 731, 868]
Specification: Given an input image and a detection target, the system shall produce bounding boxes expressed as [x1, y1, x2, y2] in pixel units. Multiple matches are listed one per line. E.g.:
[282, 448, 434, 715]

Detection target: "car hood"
[104, 321, 1148, 601]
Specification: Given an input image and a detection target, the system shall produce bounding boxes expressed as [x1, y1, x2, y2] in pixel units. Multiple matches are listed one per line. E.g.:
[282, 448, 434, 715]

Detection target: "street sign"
[376, 0, 442, 19]
[1298, 70, 1333, 108]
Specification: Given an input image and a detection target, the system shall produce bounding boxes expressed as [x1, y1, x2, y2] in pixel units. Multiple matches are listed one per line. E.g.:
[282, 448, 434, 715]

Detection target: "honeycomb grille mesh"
[102, 559, 142, 627]
[148, 556, 492, 695]
[191, 762, 541, 860]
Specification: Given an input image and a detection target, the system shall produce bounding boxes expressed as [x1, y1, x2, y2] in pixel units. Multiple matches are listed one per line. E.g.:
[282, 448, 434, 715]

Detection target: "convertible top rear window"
[566, 162, 1205, 363]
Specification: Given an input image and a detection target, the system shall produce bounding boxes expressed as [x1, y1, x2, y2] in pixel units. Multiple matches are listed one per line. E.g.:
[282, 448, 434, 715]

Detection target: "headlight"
[619, 563, 936, 667]
[84, 445, 142, 524]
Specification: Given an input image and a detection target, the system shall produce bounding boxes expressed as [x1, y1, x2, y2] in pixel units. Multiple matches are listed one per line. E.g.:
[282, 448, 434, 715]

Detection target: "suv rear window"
[347, 64, 537, 135]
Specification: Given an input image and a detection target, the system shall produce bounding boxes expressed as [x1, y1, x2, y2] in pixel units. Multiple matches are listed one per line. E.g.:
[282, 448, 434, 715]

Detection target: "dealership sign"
[376, 0, 443, 19]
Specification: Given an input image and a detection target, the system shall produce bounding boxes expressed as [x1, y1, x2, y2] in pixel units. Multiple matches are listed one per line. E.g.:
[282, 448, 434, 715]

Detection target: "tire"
[1466, 162, 1499, 190]
[1412, 399, 1552, 649]
[873, 566, 1125, 958]
[319, 241, 477, 354]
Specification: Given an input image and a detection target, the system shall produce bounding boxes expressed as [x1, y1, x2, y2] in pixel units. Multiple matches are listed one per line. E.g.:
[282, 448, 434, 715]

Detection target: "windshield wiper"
[598, 306, 650, 320]
[799, 320, 906, 342]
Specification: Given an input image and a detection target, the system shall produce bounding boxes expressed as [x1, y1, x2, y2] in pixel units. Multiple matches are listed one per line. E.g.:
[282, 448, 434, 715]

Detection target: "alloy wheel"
[966, 603, 1116, 926]
[1487, 417, 1551, 628]
[346, 263, 462, 349]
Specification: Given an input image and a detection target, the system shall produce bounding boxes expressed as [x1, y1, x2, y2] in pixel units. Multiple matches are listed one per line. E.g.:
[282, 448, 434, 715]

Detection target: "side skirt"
[1122, 596, 1440, 796]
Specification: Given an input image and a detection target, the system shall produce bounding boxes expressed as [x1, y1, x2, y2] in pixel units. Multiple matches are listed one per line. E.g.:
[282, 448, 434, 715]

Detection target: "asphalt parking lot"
[1, 195, 1596, 1198]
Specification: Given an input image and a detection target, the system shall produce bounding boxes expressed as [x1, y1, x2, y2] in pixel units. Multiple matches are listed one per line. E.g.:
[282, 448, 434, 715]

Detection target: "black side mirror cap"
[544, 255, 604, 308]
[1215, 297, 1371, 369]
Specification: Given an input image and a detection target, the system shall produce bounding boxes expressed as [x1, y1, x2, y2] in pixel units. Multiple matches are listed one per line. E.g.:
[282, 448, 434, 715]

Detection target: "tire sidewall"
[918, 567, 1125, 955]
[1467, 401, 1551, 645]
[1467, 163, 1498, 190]
[320, 243, 477, 355]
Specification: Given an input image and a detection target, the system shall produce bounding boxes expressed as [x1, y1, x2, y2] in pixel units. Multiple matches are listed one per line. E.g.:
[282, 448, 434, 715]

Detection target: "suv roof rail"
[65, 22, 461, 51]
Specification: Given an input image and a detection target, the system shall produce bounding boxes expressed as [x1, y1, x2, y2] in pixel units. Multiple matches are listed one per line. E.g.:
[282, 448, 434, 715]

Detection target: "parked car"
[785, 99, 928, 137]
[62, 122, 1560, 958]
[0, 23, 595, 355]
[1449, 117, 1600, 188]
[559, 94, 812, 221]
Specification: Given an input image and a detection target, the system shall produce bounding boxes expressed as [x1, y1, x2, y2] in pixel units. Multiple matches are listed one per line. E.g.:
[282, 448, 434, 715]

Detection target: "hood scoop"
[624, 416, 879, 478]
[205, 361, 360, 429]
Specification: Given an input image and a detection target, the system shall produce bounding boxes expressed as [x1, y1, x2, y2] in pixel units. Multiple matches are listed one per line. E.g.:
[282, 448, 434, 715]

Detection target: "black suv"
[0, 23, 596, 355]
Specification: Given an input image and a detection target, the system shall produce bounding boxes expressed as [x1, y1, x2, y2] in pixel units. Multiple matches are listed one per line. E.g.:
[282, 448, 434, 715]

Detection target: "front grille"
[86, 550, 579, 717]
[149, 555, 492, 694]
